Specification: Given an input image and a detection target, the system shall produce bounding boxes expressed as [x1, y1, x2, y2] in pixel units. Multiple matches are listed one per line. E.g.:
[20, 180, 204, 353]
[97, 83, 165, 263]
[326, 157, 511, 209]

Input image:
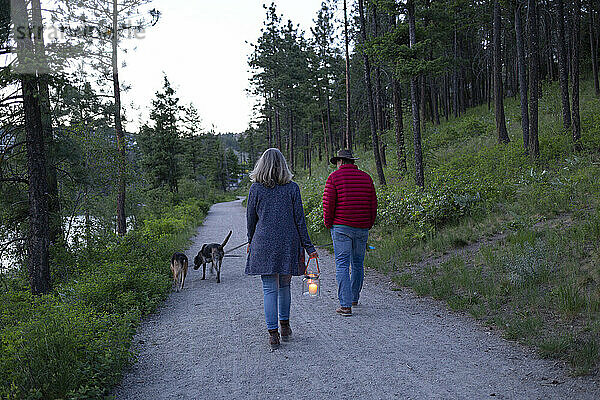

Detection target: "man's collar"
[338, 164, 358, 170]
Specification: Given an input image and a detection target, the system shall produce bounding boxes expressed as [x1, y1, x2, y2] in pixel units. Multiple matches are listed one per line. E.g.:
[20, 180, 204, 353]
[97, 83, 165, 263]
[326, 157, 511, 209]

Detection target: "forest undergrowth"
[0, 184, 235, 399]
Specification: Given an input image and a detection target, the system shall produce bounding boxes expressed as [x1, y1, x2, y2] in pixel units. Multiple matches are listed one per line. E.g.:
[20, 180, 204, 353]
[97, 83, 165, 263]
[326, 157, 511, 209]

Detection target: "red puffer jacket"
[322, 164, 377, 229]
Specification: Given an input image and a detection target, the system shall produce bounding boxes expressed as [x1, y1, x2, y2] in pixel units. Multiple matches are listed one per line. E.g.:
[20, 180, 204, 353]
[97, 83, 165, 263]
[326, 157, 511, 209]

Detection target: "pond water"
[0, 216, 135, 273]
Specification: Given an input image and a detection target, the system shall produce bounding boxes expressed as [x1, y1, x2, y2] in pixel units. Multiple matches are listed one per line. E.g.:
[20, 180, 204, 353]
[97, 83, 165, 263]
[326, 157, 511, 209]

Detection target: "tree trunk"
[31, 0, 62, 246]
[493, 0, 510, 144]
[343, 0, 353, 150]
[275, 94, 282, 149]
[112, 0, 126, 236]
[289, 111, 295, 171]
[514, 0, 529, 151]
[453, 26, 459, 118]
[325, 87, 334, 154]
[590, 1, 600, 96]
[571, 0, 581, 147]
[266, 100, 273, 147]
[431, 79, 440, 125]
[358, 0, 386, 185]
[545, 14, 554, 82]
[556, 0, 572, 133]
[527, 0, 540, 159]
[407, 0, 424, 188]
[392, 79, 407, 174]
[13, 0, 51, 294]
[419, 76, 426, 131]
[371, 2, 387, 167]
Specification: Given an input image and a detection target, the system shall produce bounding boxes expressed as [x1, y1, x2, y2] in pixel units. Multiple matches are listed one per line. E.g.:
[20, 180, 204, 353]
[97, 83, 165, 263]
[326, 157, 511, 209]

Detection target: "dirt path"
[113, 199, 599, 399]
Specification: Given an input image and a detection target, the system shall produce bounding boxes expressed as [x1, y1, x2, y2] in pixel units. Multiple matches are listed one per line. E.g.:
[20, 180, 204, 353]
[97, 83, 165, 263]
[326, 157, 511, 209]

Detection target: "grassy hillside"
[297, 79, 600, 375]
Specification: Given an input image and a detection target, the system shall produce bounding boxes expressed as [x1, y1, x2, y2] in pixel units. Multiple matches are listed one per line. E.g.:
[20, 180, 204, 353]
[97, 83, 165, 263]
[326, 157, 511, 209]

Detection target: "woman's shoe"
[268, 329, 280, 349]
[280, 320, 292, 342]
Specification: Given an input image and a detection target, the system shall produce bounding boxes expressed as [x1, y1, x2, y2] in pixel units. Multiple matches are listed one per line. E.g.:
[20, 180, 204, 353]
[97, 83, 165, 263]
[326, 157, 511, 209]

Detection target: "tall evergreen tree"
[12, 0, 51, 294]
[138, 75, 182, 192]
[527, 0, 540, 159]
[407, 0, 424, 188]
[493, 0, 510, 144]
[556, 0, 572, 133]
[571, 0, 582, 147]
[513, 0, 529, 151]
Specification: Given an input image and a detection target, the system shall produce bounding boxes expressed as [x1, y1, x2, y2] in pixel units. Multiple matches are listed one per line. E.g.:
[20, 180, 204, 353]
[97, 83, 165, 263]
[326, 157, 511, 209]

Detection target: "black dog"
[170, 252, 188, 292]
[193, 231, 232, 283]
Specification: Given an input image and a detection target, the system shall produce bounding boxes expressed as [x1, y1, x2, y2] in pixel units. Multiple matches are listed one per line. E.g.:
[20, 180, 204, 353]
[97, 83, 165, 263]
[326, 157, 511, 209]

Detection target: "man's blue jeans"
[261, 274, 292, 330]
[331, 225, 369, 308]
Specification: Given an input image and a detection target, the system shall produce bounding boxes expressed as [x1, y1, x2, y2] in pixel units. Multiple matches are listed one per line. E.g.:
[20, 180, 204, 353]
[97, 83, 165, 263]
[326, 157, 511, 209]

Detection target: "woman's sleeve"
[292, 183, 317, 255]
[247, 185, 258, 243]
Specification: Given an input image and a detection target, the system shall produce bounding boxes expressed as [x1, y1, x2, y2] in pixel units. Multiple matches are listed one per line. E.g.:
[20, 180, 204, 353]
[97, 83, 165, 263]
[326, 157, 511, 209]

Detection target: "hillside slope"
[298, 79, 600, 374]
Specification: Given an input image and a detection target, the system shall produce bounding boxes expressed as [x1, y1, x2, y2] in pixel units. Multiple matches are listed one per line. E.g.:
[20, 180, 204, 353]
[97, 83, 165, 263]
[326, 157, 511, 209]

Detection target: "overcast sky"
[119, 0, 329, 134]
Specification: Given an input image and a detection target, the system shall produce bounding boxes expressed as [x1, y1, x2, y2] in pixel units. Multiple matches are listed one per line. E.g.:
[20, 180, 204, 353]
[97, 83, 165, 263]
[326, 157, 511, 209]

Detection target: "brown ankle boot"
[268, 329, 280, 349]
[280, 320, 292, 342]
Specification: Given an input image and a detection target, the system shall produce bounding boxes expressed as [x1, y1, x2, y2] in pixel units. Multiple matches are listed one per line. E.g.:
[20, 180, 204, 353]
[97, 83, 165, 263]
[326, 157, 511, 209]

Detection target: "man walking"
[323, 150, 377, 316]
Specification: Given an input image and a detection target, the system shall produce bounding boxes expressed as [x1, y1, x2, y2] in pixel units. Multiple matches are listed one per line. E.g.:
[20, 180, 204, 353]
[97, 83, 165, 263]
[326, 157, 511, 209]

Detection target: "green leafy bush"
[0, 193, 224, 399]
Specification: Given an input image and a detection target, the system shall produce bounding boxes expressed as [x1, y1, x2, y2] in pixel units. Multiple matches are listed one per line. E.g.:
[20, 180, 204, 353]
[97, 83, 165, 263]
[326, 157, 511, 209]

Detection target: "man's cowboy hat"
[330, 149, 359, 165]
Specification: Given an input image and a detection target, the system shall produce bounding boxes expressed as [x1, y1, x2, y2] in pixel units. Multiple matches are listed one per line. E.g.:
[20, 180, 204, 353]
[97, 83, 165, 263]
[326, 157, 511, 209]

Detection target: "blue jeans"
[261, 274, 292, 330]
[331, 225, 369, 308]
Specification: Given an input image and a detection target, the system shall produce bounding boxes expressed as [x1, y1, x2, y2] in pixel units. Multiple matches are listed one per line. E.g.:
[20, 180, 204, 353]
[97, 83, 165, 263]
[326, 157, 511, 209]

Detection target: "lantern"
[302, 256, 320, 297]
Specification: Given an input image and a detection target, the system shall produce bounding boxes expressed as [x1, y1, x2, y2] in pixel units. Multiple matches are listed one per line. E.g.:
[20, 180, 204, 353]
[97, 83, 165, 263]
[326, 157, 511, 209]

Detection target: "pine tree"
[138, 75, 183, 192]
[493, 0, 510, 144]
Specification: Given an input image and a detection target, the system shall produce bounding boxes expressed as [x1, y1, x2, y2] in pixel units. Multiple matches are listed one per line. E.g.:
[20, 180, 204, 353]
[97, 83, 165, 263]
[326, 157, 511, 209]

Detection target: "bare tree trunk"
[13, 0, 51, 294]
[306, 128, 311, 176]
[343, 0, 353, 150]
[372, 6, 387, 167]
[112, 0, 126, 236]
[358, 0, 386, 185]
[266, 99, 273, 147]
[590, 1, 600, 96]
[545, 14, 554, 82]
[408, 0, 424, 188]
[392, 79, 407, 174]
[571, 0, 581, 147]
[31, 0, 62, 246]
[453, 26, 459, 118]
[556, 0, 572, 133]
[527, 0, 540, 159]
[431, 79, 440, 125]
[275, 102, 281, 150]
[514, 0, 529, 151]
[325, 88, 334, 153]
[419, 76, 426, 131]
[289, 111, 295, 171]
[493, 0, 510, 144]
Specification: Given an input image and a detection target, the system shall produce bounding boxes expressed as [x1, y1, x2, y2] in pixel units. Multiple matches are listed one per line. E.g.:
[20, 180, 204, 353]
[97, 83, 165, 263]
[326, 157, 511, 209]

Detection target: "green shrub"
[0, 191, 221, 399]
[0, 291, 134, 400]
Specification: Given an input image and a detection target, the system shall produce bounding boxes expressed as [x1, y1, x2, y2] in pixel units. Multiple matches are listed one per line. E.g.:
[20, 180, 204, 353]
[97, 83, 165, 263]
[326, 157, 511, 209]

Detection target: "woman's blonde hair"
[249, 148, 293, 188]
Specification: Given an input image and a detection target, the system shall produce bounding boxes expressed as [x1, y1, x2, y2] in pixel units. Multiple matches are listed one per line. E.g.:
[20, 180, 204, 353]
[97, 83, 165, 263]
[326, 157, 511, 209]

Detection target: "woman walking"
[245, 148, 318, 349]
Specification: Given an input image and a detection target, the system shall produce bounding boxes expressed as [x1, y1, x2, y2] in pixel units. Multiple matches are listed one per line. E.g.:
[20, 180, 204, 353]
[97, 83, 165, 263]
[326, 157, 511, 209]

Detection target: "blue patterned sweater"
[245, 181, 316, 276]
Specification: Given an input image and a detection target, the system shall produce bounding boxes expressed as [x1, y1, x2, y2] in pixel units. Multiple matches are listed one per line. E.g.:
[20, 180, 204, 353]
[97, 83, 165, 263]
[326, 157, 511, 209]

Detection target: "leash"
[224, 241, 249, 254]
[225, 241, 332, 254]
[314, 242, 375, 251]
[225, 241, 372, 254]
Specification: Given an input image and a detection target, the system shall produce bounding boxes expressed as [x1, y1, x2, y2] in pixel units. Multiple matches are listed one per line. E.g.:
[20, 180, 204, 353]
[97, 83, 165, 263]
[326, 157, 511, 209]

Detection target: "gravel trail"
[113, 199, 599, 399]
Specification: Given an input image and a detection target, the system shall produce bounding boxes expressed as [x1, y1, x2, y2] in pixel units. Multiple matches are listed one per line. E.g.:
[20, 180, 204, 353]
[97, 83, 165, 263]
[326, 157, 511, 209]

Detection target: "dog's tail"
[221, 230, 233, 248]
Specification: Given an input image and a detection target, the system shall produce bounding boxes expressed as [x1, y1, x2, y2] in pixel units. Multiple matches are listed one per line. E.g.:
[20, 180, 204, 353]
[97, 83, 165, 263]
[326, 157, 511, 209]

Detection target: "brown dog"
[170, 252, 188, 292]
[193, 231, 232, 283]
